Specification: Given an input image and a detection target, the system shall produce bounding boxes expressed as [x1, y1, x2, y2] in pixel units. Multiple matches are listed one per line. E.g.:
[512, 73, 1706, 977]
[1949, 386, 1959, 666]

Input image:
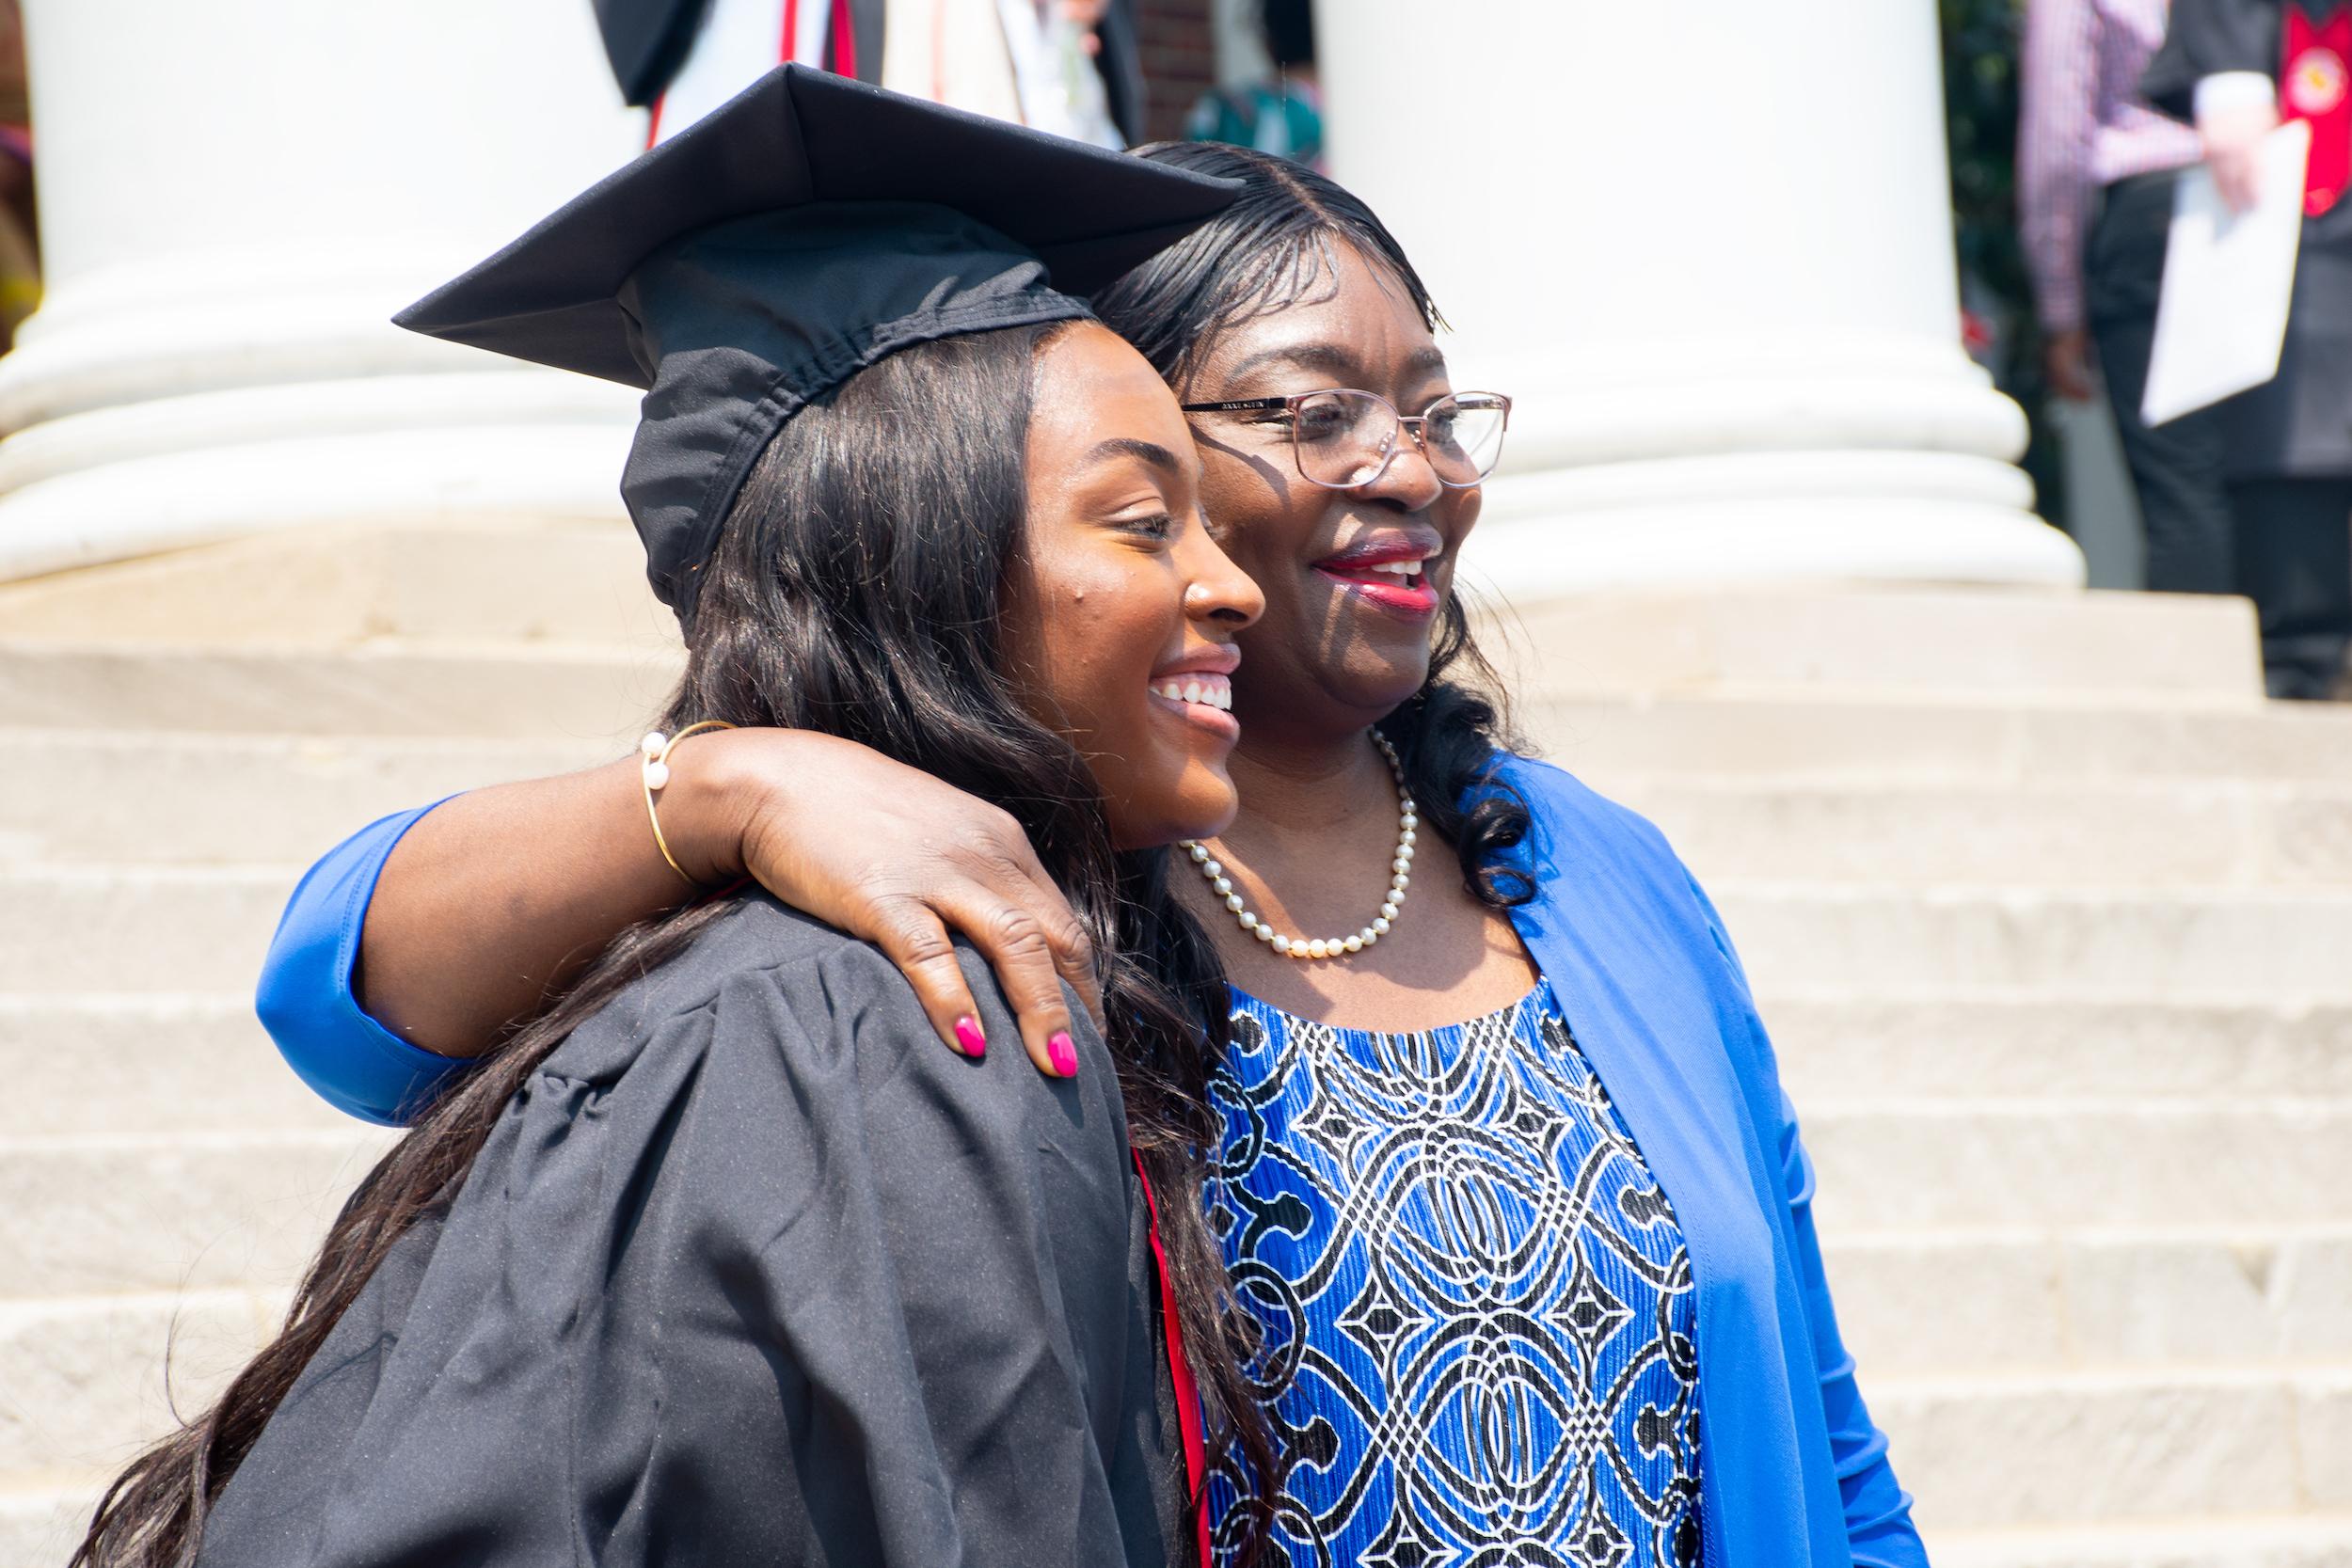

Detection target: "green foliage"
[1944, 0, 2029, 310]
[1942, 0, 2071, 527]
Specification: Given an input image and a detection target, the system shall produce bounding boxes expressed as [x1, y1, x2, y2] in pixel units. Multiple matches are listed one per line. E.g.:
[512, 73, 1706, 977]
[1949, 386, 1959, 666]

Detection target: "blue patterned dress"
[1204, 980, 1705, 1568]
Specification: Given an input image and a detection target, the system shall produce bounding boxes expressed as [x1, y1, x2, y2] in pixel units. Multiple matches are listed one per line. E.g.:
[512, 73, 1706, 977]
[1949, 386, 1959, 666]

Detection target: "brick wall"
[1134, 0, 1215, 144]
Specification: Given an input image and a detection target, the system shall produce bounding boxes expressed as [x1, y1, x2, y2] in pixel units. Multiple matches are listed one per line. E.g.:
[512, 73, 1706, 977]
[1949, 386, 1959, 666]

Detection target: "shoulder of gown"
[200, 892, 1182, 1568]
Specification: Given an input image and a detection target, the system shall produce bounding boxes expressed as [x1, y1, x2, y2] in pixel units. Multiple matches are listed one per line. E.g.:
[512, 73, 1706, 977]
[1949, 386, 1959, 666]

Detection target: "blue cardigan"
[255, 758, 1927, 1568]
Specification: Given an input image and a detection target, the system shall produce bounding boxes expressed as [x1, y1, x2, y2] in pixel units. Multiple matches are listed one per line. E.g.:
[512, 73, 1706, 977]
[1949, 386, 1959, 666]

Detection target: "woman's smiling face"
[1000, 323, 1264, 851]
[1174, 241, 1484, 745]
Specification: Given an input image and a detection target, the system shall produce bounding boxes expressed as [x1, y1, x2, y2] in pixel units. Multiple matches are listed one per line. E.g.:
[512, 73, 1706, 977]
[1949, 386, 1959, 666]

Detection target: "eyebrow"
[1220, 341, 1451, 388]
[1085, 436, 1187, 476]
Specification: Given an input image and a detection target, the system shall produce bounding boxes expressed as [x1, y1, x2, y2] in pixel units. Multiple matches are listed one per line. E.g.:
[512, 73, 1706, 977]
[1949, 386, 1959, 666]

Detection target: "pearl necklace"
[1180, 732, 1418, 961]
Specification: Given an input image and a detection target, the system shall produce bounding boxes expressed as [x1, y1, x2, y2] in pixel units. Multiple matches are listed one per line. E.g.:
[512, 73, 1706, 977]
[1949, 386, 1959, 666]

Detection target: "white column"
[1316, 0, 2085, 597]
[0, 0, 649, 583]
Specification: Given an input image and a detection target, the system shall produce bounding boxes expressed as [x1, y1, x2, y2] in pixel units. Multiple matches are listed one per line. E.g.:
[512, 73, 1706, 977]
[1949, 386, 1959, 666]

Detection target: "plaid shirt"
[2020, 0, 2207, 330]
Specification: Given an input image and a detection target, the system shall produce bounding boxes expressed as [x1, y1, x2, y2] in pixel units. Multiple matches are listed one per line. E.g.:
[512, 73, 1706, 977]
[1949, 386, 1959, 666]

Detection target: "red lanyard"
[2283, 5, 2352, 214]
[1135, 1149, 1214, 1567]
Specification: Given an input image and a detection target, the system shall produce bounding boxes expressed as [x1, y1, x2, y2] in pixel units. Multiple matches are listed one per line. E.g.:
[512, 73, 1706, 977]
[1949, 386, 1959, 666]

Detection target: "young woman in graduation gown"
[2145, 0, 2352, 698]
[76, 74, 1279, 1568]
[248, 84, 1929, 1568]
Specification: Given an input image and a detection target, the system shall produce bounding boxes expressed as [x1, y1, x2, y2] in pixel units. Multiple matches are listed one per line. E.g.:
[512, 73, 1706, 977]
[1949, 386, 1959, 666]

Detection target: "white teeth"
[1154, 676, 1232, 712]
[1370, 559, 1427, 577]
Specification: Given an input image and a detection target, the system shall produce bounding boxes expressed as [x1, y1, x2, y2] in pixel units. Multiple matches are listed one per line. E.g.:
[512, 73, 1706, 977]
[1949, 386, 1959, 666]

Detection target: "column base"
[0, 418, 635, 584]
[1472, 584, 2265, 705]
[0, 234, 648, 584]
[1464, 456, 2085, 600]
[0, 371, 637, 583]
[1452, 336, 2087, 595]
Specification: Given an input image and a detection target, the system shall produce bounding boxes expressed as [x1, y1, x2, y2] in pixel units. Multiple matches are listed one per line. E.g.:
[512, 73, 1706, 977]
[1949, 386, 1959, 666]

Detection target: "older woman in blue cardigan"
[255, 139, 1925, 1568]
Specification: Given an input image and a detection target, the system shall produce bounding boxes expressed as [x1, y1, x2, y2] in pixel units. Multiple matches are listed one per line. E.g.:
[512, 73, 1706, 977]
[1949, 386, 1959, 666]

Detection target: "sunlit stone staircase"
[3, 524, 2349, 1564]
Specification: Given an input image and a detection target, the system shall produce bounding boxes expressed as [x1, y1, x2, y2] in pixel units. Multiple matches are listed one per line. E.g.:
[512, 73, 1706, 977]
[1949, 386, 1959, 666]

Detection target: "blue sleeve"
[255, 800, 471, 1127]
[1684, 872, 1930, 1568]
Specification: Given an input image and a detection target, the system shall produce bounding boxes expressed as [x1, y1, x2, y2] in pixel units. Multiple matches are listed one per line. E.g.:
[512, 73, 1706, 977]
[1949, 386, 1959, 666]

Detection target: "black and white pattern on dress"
[1203, 981, 1704, 1568]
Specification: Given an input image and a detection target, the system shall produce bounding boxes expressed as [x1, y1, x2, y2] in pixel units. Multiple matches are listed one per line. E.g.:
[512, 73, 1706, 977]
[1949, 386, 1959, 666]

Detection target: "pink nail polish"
[1048, 1031, 1078, 1077]
[954, 1016, 987, 1059]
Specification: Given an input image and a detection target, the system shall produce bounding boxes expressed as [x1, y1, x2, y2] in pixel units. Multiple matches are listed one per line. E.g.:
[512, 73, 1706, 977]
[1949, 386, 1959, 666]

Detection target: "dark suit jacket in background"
[2144, 0, 2352, 477]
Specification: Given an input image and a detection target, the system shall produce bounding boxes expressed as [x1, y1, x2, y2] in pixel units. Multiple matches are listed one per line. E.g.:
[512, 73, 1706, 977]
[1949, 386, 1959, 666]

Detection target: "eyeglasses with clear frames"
[1179, 388, 1513, 490]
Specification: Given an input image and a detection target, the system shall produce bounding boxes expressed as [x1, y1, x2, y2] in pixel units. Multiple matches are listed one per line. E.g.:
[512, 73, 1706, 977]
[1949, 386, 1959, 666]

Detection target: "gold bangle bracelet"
[639, 721, 739, 887]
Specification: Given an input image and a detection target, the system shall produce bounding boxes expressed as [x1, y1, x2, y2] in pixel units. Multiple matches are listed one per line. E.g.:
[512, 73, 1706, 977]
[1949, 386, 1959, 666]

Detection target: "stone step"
[8, 989, 2345, 1145]
[17, 863, 2352, 1005]
[0, 639, 678, 739]
[1525, 690, 2352, 785]
[1800, 1101, 2352, 1230]
[3, 626, 2345, 778]
[0, 1129, 390, 1297]
[1712, 884, 2352, 1002]
[19, 727, 2352, 888]
[1875, 1367, 2352, 1532]
[1931, 1515, 2352, 1568]
[9, 1094, 2345, 1295]
[4, 539, 2253, 704]
[0, 729, 613, 864]
[1759, 994, 2352, 1103]
[1607, 777, 2352, 889]
[0, 519, 667, 650]
[11, 1220, 2344, 1486]
[1478, 585, 2267, 703]
[3, 1309, 2339, 1544]
[0, 1289, 278, 1477]
[0, 867, 295, 995]
[0, 996, 353, 1137]
[1821, 1226, 2352, 1376]
[0, 1483, 105, 1568]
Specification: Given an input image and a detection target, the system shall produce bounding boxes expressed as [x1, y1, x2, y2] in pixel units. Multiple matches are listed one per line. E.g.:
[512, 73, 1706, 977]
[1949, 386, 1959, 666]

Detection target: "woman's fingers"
[954, 824, 1105, 1030]
[861, 883, 1087, 1075]
[864, 895, 996, 1061]
[926, 874, 1095, 1079]
[720, 731, 1104, 1075]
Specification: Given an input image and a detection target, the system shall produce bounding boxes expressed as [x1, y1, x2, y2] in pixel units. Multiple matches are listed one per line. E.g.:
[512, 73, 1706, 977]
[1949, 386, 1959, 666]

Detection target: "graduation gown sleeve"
[198, 894, 1184, 1568]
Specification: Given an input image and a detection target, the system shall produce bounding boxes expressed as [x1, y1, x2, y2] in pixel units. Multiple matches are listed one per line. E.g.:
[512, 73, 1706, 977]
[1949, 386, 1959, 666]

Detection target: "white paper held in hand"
[2142, 119, 2313, 428]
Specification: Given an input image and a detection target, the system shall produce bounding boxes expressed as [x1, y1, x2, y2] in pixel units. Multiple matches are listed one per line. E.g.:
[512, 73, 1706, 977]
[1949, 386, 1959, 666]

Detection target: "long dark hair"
[1096, 141, 1534, 910]
[73, 322, 1278, 1567]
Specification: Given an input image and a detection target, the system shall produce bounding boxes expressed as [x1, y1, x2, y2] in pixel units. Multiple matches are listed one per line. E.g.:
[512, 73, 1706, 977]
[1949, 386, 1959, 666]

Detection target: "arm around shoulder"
[610, 911, 1169, 1567]
[254, 800, 470, 1125]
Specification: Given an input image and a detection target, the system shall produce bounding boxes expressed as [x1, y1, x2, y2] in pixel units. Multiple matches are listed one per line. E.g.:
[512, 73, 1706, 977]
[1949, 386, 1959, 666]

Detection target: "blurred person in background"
[988, 0, 1131, 148]
[2020, 0, 2234, 598]
[0, 0, 31, 354]
[596, 0, 1148, 146]
[1184, 0, 1319, 168]
[0, 125, 33, 354]
[2146, 0, 2352, 699]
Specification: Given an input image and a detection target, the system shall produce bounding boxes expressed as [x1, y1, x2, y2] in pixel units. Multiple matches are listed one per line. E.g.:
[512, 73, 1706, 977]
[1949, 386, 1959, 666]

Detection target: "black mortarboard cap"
[395, 64, 1239, 622]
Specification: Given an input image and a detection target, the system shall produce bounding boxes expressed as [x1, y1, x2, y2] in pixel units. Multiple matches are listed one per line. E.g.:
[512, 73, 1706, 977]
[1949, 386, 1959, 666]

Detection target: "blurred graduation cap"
[396, 63, 1239, 623]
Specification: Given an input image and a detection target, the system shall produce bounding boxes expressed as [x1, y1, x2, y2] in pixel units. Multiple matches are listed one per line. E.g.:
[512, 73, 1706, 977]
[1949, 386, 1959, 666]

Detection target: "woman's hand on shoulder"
[681, 728, 1102, 1076]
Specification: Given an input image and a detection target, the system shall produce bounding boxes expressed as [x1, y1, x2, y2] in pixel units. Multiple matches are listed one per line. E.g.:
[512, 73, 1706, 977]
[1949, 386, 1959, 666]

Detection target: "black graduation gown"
[195, 895, 1191, 1568]
[2144, 0, 2352, 478]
